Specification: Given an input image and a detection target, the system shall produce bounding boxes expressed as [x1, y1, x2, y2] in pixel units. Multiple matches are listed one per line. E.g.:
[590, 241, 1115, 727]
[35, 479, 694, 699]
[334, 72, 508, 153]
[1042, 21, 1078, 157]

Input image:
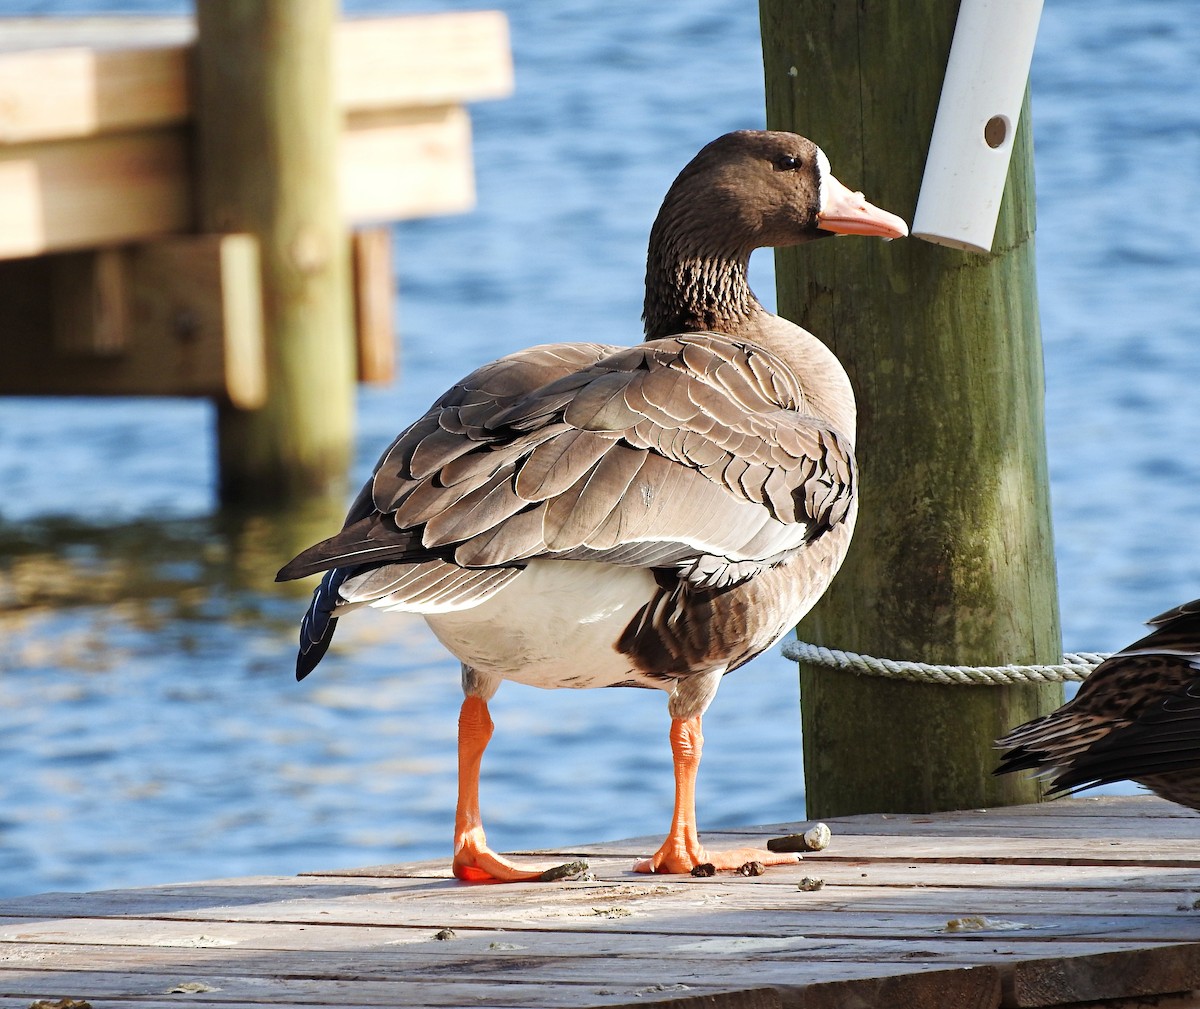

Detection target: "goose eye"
[774, 155, 803, 171]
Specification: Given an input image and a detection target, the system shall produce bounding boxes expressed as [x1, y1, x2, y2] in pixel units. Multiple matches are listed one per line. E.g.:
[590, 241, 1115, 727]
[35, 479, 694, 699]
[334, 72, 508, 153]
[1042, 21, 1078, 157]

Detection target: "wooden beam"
[351, 227, 397, 385]
[0, 128, 189, 258]
[335, 13, 512, 111]
[340, 105, 475, 224]
[0, 234, 266, 408]
[0, 13, 512, 144]
[0, 105, 474, 259]
[51, 247, 130, 356]
[0, 40, 189, 144]
[761, 0, 1062, 815]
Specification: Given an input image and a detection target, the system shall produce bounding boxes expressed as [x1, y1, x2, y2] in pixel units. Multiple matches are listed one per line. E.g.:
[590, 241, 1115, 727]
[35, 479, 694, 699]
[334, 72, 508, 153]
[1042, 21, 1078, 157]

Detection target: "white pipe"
[911, 0, 1044, 254]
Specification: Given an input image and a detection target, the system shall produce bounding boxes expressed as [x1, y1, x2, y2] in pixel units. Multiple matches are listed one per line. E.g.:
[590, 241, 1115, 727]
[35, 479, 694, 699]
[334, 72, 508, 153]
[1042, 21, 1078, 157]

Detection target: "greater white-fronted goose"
[278, 130, 908, 881]
[996, 599, 1200, 811]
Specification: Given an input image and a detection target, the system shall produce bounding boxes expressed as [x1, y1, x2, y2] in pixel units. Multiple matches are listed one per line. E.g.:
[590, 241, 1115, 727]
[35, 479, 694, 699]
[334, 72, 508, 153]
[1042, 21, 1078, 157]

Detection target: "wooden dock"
[0, 10, 513, 502]
[1, 796, 1198, 1008]
[0, 13, 512, 404]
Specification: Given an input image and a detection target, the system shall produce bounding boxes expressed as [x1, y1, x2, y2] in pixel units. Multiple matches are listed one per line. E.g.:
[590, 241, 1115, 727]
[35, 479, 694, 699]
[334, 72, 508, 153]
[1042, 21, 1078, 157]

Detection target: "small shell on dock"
[30, 1001, 94, 1009]
[589, 906, 632, 918]
[944, 915, 1033, 932]
[767, 822, 832, 853]
[796, 876, 825, 892]
[537, 859, 590, 882]
[803, 823, 832, 850]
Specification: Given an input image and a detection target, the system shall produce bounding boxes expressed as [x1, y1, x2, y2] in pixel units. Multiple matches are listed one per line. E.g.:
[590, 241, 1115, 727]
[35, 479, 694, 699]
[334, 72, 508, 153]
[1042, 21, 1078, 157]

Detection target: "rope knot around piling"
[780, 639, 1109, 686]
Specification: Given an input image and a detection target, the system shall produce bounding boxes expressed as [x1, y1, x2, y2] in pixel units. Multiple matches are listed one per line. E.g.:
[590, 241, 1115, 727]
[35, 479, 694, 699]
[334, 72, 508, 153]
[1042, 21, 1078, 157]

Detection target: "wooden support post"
[760, 1, 1063, 815]
[193, 0, 356, 504]
[351, 227, 397, 384]
[51, 248, 130, 356]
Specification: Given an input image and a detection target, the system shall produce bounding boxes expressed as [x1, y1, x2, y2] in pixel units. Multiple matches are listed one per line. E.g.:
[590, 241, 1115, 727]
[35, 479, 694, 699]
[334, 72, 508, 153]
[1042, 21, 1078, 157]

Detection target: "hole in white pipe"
[984, 115, 1009, 149]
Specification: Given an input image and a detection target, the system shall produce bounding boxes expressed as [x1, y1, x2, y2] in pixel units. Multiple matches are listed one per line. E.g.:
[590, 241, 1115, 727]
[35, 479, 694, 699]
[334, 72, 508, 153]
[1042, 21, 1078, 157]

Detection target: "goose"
[278, 130, 908, 881]
[996, 598, 1200, 812]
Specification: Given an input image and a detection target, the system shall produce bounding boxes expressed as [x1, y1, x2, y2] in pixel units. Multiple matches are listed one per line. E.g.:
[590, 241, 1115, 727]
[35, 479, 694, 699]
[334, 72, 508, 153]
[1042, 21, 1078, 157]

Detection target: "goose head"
[644, 130, 907, 339]
[654, 130, 906, 255]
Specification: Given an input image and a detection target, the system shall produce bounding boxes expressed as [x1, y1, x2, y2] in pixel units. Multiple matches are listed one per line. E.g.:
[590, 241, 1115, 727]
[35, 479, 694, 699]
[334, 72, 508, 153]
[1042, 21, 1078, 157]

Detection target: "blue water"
[1, 0, 1198, 898]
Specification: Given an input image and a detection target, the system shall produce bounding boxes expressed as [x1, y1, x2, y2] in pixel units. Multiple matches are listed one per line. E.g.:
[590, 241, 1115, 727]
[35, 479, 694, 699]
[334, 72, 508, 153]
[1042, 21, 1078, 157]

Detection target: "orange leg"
[452, 695, 586, 883]
[634, 716, 800, 875]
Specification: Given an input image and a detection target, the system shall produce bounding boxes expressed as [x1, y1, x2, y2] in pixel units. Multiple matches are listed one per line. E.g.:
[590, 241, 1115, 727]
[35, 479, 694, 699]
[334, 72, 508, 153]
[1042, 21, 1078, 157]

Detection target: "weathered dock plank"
[0, 796, 1197, 1009]
[0, 13, 512, 142]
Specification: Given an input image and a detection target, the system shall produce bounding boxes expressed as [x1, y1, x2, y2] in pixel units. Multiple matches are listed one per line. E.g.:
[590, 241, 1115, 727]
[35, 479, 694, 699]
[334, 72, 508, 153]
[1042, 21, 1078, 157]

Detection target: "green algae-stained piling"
[195, 1, 356, 506]
[760, 1, 1063, 815]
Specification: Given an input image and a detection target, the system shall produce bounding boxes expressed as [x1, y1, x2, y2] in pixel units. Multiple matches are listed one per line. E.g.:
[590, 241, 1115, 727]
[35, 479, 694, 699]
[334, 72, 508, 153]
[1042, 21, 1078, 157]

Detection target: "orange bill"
[818, 173, 909, 239]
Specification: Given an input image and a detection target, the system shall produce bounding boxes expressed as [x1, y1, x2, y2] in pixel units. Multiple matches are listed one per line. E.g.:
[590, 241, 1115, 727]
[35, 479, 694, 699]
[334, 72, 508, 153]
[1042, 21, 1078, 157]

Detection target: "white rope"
[781, 639, 1110, 685]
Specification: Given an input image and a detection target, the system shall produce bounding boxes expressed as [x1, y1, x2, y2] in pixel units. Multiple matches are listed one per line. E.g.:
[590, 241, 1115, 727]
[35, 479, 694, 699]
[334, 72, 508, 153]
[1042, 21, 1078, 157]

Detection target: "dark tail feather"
[993, 744, 1044, 778]
[296, 569, 347, 681]
[276, 513, 425, 582]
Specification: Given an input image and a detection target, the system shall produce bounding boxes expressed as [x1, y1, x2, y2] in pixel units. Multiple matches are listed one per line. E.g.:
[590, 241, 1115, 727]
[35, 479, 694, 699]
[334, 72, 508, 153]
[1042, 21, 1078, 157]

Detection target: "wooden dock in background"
[0, 10, 512, 502]
[0, 14, 511, 403]
[2, 796, 1198, 1008]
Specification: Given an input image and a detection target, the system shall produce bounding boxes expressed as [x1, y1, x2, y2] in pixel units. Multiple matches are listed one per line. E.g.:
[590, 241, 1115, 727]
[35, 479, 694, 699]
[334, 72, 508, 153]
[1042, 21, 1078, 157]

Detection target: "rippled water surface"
[1, 0, 1198, 897]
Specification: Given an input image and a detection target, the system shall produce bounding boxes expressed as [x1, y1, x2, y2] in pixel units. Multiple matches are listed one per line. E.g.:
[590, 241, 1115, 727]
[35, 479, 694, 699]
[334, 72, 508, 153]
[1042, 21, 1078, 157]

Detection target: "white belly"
[423, 560, 662, 690]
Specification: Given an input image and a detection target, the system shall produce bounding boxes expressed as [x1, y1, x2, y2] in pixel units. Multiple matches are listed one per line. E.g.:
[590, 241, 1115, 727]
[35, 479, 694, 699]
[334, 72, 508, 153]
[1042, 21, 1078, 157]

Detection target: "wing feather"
[513, 428, 616, 501]
[563, 371, 645, 430]
[453, 505, 547, 567]
[342, 560, 521, 612]
[543, 447, 651, 549]
[422, 467, 526, 546]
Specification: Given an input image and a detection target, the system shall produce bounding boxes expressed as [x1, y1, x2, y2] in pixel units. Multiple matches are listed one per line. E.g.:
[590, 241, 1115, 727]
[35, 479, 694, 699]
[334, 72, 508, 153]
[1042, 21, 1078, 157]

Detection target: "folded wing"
[279, 332, 855, 608]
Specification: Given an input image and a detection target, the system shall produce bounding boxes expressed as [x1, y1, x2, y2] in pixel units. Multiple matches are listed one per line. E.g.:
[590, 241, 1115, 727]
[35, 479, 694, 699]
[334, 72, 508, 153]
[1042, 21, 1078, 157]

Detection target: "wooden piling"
[760, 1, 1063, 815]
[193, 0, 356, 504]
